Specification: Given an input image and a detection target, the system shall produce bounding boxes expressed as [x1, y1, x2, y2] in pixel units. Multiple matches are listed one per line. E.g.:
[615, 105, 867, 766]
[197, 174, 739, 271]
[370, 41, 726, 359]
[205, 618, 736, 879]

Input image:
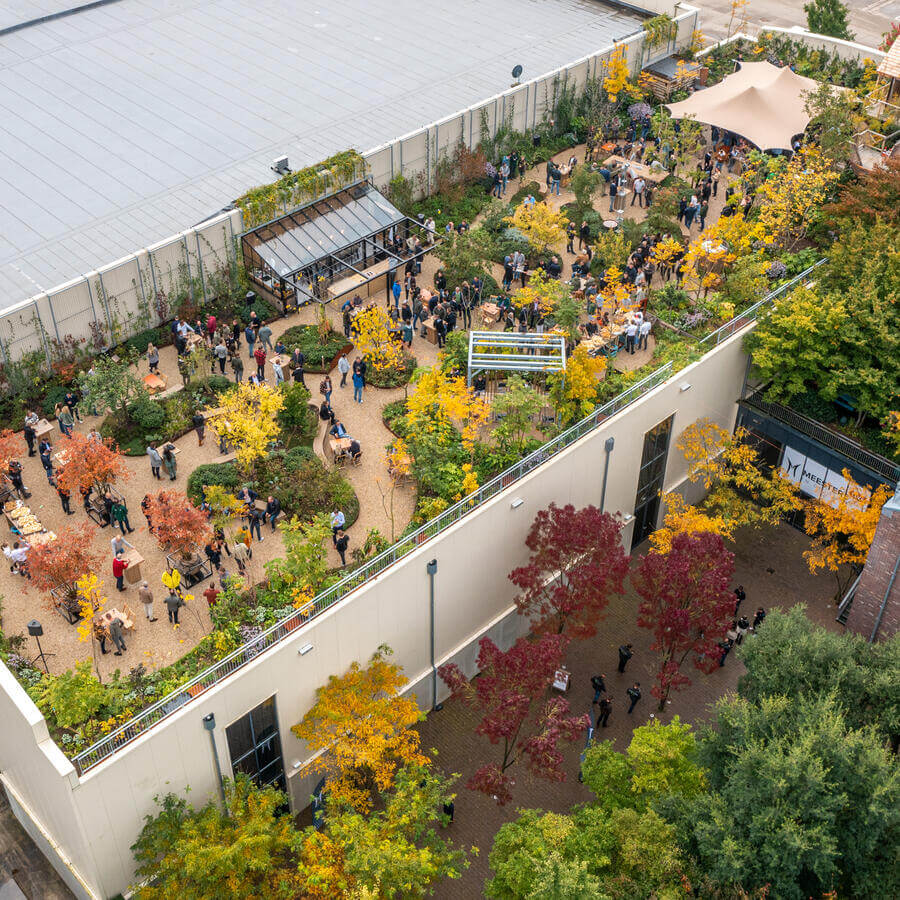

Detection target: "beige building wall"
[0, 327, 746, 898]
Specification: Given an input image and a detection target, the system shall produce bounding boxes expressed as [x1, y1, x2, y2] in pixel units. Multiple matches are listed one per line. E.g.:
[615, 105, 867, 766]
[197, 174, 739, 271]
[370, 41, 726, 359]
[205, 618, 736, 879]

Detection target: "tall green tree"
[804, 0, 854, 39]
[435, 227, 497, 290]
[78, 352, 146, 418]
[667, 694, 900, 900]
[130, 776, 301, 899]
[296, 763, 469, 899]
[738, 606, 900, 749]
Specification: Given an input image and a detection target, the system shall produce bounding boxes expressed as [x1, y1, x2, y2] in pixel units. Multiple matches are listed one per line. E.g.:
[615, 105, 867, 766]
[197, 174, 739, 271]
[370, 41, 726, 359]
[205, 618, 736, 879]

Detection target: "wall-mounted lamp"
[291, 760, 302, 770]
[510, 498, 524, 509]
[622, 513, 635, 524]
[679, 383, 692, 392]
[298, 643, 314, 656]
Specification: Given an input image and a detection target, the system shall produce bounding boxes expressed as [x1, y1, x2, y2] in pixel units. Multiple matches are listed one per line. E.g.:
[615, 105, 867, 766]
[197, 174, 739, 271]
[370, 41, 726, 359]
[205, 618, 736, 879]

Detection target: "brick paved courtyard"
[421, 522, 843, 898]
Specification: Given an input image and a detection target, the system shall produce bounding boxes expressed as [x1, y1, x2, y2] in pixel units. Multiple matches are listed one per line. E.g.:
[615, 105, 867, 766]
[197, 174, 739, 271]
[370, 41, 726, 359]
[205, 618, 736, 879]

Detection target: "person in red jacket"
[253, 344, 267, 380]
[112, 551, 129, 592]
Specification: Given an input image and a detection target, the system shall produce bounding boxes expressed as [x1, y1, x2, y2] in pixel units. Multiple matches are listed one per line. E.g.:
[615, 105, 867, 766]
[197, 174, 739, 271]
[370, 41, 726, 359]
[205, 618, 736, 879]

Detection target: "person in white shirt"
[111, 534, 134, 556]
[625, 321, 639, 354]
[271, 358, 284, 385]
[631, 177, 646, 208]
[424, 217, 436, 243]
[337, 353, 351, 388]
[638, 319, 652, 351]
[330, 510, 345, 546]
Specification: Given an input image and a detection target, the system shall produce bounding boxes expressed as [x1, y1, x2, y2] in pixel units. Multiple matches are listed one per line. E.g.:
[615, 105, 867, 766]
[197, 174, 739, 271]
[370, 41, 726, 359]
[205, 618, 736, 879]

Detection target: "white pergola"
[466, 330, 567, 387]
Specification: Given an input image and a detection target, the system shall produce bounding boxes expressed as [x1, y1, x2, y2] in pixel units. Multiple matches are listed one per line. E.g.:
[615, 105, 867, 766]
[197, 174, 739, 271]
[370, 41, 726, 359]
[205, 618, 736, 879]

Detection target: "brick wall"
[845, 490, 900, 641]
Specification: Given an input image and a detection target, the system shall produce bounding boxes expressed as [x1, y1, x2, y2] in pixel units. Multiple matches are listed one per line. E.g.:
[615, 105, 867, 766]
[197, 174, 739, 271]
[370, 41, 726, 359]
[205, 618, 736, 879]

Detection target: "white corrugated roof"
[0, 0, 642, 307]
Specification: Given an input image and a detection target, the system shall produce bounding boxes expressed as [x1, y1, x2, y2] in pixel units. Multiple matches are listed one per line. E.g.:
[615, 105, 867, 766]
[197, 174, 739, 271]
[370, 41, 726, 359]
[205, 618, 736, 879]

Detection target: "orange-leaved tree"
[144, 490, 213, 558]
[0, 429, 23, 472]
[27, 522, 104, 613]
[291, 644, 427, 812]
[55, 432, 130, 497]
[803, 472, 891, 599]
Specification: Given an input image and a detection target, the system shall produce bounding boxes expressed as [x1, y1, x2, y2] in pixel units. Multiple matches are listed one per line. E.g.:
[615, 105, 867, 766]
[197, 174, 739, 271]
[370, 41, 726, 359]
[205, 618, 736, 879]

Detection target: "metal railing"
[741, 391, 900, 482]
[698, 259, 828, 347]
[72, 362, 673, 774]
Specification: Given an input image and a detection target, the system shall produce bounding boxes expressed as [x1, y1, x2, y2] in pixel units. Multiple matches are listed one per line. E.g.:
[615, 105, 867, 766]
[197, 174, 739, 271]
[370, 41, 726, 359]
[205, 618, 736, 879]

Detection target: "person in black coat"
[265, 496, 282, 532]
[626, 683, 642, 714]
[596, 696, 613, 728]
[617, 643, 633, 673]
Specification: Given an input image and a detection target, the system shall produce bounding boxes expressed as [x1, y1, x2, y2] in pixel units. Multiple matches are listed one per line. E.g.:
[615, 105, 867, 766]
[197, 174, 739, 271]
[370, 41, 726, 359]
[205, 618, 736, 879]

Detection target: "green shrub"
[129, 394, 166, 433]
[411, 183, 493, 231]
[239, 298, 277, 325]
[124, 327, 169, 355]
[203, 374, 233, 396]
[277, 382, 316, 447]
[42, 385, 69, 418]
[367, 352, 417, 388]
[382, 399, 408, 436]
[187, 463, 241, 504]
[251, 451, 359, 525]
[278, 325, 350, 372]
[509, 180, 542, 207]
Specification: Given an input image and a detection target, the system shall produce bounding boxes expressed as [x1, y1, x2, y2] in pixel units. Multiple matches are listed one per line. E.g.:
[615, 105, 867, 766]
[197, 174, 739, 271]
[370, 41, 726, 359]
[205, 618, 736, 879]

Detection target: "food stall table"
[480, 302, 501, 325]
[329, 436, 352, 464]
[101, 606, 135, 631]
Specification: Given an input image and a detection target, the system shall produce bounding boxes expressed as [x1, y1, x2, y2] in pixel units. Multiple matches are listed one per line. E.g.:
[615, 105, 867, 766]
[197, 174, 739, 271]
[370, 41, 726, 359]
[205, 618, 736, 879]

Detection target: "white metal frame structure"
[466, 331, 567, 387]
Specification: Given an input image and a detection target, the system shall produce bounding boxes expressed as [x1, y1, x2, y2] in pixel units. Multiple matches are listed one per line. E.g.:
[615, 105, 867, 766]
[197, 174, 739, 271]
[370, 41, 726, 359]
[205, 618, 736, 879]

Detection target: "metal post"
[427, 559, 442, 711]
[203, 713, 227, 810]
[135, 255, 148, 315]
[182, 235, 195, 302]
[600, 436, 615, 513]
[196, 231, 207, 302]
[46, 291, 61, 343]
[96, 272, 114, 340]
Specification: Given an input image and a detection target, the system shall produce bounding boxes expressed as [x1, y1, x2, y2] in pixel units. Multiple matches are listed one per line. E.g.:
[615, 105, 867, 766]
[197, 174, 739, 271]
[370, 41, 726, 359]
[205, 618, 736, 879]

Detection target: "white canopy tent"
[666, 61, 822, 151]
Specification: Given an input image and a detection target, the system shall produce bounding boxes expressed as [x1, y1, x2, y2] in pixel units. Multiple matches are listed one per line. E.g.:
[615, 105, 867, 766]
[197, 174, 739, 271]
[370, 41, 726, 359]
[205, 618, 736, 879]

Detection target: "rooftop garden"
[0, 26, 897, 771]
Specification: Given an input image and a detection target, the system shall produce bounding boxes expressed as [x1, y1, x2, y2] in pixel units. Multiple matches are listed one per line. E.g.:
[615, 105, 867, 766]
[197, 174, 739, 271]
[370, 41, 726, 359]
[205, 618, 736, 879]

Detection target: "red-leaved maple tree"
[27, 522, 104, 604]
[0, 429, 23, 472]
[632, 531, 735, 710]
[509, 503, 630, 638]
[144, 490, 213, 557]
[439, 634, 588, 805]
[55, 432, 130, 496]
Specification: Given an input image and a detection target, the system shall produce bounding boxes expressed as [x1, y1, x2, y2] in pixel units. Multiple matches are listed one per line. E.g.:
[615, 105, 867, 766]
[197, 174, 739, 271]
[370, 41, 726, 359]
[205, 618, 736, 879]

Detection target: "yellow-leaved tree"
[601, 44, 635, 103]
[548, 344, 606, 425]
[509, 269, 570, 316]
[405, 366, 490, 458]
[803, 473, 891, 599]
[651, 419, 801, 550]
[291, 645, 428, 812]
[210, 382, 284, 475]
[352, 305, 403, 373]
[504, 202, 569, 254]
[680, 212, 760, 298]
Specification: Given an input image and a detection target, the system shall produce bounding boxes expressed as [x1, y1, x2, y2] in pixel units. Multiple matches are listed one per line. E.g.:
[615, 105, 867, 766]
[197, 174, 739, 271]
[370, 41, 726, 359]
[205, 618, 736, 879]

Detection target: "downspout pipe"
[203, 713, 227, 810]
[600, 436, 615, 513]
[427, 560, 442, 711]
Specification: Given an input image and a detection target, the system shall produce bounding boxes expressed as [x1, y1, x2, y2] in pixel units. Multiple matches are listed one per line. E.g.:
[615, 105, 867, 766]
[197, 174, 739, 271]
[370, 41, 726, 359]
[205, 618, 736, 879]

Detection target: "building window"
[631, 415, 674, 549]
[225, 696, 286, 793]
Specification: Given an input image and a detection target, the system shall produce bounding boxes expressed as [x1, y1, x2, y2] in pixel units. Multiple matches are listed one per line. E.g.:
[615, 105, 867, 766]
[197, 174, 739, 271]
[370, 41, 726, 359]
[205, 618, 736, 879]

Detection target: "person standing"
[57, 404, 74, 437]
[109, 617, 127, 656]
[319, 374, 333, 407]
[112, 551, 129, 592]
[232, 537, 249, 575]
[335, 529, 349, 566]
[735, 615, 750, 644]
[718, 637, 734, 667]
[608, 175, 618, 213]
[253, 344, 267, 381]
[161, 443, 177, 480]
[271, 356, 284, 386]
[597, 696, 613, 728]
[579, 219, 591, 251]
[203, 584, 220, 608]
[146, 444, 163, 480]
[617, 643, 633, 673]
[352, 368, 364, 404]
[638, 318, 652, 351]
[164, 590, 184, 626]
[39, 438, 54, 483]
[214, 339, 228, 374]
[192, 411, 206, 447]
[591, 673, 606, 705]
[139, 581, 156, 621]
[147, 343, 160, 374]
[258, 321, 273, 351]
[330, 509, 345, 545]
[230, 353, 244, 384]
[752, 607, 766, 631]
[111, 499, 134, 535]
[23, 410, 38, 457]
[93, 618, 108, 655]
[625, 320, 638, 354]
[631, 176, 645, 207]
[248, 505, 264, 543]
[565, 221, 576, 254]
[337, 352, 350, 388]
[626, 682, 642, 714]
[244, 323, 256, 357]
[57, 478, 73, 514]
[733, 584, 746, 613]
